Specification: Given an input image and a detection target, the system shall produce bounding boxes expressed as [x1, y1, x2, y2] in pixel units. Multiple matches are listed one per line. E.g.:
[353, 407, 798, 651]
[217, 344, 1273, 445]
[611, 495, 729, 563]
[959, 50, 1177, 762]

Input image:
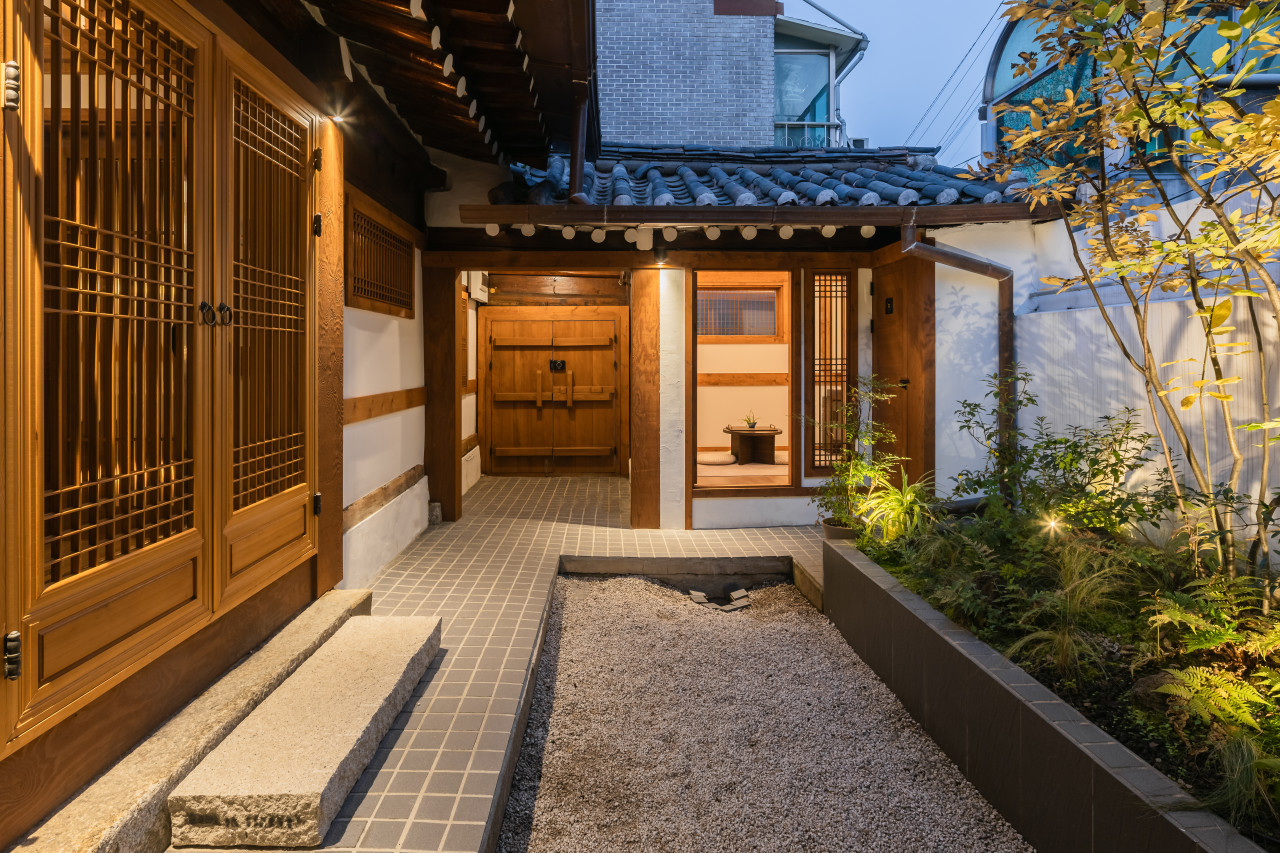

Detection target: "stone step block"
[168, 615, 441, 848]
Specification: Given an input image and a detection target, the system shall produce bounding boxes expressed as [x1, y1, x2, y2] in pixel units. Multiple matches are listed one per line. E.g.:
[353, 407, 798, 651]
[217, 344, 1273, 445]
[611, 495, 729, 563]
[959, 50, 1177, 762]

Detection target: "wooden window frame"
[694, 273, 790, 345]
[344, 184, 422, 319]
[802, 268, 858, 479]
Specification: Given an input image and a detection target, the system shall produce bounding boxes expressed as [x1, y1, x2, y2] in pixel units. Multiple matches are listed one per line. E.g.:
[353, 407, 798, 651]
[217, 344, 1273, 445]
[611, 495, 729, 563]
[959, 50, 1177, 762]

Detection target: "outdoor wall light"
[329, 114, 345, 123]
[654, 248, 668, 265]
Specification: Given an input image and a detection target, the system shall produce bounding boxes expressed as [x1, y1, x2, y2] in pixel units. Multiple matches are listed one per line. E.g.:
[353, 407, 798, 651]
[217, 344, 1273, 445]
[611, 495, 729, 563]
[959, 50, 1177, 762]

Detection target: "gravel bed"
[498, 576, 1034, 853]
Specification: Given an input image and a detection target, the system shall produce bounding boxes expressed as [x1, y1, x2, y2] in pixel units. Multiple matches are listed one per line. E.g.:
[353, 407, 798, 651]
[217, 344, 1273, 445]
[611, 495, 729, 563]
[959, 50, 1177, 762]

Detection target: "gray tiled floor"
[323, 475, 823, 852]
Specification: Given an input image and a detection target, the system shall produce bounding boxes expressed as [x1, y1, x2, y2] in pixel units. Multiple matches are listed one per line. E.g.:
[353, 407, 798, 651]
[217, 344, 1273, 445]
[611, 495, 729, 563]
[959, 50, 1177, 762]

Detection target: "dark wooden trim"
[463, 379, 478, 395]
[458, 203, 1054, 228]
[790, 266, 804, 489]
[0, 561, 312, 849]
[869, 240, 906, 268]
[713, 0, 783, 14]
[341, 464, 425, 533]
[685, 268, 696, 529]
[460, 434, 479, 457]
[693, 486, 818, 499]
[631, 269, 662, 529]
[343, 387, 427, 425]
[422, 267, 463, 521]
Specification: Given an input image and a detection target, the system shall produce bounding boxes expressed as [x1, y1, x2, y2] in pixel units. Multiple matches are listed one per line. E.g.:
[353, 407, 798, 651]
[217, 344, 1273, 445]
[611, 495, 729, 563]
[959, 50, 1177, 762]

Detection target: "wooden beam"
[696, 373, 790, 386]
[631, 268, 662, 529]
[343, 387, 427, 424]
[342, 465, 426, 532]
[422, 267, 463, 521]
[458, 202, 1056, 228]
[315, 119, 345, 595]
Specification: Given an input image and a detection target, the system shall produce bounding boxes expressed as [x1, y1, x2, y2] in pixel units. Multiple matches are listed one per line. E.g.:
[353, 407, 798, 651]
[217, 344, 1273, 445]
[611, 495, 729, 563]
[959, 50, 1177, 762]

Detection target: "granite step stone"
[168, 615, 441, 848]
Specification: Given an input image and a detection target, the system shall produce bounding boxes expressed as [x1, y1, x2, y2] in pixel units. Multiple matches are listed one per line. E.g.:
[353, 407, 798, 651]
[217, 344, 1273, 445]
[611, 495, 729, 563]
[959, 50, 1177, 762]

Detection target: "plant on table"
[742, 410, 757, 429]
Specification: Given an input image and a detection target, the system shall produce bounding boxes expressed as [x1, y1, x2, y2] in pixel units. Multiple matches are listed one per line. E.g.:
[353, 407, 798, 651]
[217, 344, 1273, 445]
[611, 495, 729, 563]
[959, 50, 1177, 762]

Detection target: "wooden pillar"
[630, 268, 661, 528]
[422, 266, 463, 521]
[314, 118, 344, 593]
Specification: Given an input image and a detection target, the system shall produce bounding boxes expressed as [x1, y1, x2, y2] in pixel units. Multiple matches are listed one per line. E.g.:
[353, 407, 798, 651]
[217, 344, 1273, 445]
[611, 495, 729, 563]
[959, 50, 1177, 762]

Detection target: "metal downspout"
[900, 218, 1016, 454]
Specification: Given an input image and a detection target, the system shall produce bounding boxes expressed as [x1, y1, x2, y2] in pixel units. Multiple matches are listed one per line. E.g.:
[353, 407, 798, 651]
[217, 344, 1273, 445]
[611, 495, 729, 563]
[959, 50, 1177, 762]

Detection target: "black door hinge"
[869, 280, 874, 296]
[311, 147, 322, 171]
[4, 631, 20, 680]
[3, 62, 19, 112]
[312, 214, 322, 237]
[313, 493, 323, 516]
[869, 318, 874, 334]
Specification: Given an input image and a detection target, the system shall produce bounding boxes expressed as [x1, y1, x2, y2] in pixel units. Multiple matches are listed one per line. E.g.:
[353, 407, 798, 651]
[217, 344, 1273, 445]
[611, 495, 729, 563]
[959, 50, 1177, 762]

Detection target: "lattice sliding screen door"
[214, 72, 316, 611]
[804, 270, 856, 477]
[11, 0, 215, 739]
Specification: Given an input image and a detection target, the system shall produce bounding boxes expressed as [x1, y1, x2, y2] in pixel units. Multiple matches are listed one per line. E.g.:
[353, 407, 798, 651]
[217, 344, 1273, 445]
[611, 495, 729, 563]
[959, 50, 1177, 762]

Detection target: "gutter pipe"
[900, 218, 1016, 451]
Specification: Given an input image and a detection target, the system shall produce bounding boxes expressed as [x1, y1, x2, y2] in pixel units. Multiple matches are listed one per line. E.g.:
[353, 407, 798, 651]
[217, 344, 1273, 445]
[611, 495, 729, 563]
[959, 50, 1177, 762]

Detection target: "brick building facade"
[595, 0, 776, 146]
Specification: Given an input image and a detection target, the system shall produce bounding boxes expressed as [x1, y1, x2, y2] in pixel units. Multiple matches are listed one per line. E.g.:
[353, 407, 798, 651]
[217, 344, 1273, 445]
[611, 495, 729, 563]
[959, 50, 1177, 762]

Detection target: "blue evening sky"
[785, 0, 1010, 165]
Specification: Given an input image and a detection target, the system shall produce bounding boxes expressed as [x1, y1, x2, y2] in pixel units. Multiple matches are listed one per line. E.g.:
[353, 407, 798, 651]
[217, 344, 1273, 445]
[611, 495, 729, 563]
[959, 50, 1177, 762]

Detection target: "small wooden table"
[723, 426, 782, 465]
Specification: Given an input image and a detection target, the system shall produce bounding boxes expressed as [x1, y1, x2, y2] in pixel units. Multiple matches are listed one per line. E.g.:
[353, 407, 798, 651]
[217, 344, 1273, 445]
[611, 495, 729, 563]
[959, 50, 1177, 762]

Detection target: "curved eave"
[458, 202, 1061, 228]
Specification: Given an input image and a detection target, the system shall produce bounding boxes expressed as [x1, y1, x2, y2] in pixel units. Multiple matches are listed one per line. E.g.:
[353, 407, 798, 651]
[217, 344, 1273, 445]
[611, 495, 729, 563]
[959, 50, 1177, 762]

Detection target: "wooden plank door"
[5, 0, 216, 744]
[486, 317, 556, 474]
[481, 306, 628, 476]
[550, 318, 621, 474]
[214, 68, 317, 611]
[872, 255, 936, 487]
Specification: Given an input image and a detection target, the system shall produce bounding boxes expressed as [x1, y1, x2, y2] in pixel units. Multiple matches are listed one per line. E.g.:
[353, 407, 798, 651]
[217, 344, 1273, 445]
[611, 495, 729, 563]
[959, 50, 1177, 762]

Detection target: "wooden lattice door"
[214, 73, 316, 611]
[8, 0, 216, 740]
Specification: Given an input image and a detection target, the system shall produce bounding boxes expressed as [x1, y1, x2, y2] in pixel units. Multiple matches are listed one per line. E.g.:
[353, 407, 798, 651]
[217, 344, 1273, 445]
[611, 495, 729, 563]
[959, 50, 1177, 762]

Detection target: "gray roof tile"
[499, 142, 1031, 209]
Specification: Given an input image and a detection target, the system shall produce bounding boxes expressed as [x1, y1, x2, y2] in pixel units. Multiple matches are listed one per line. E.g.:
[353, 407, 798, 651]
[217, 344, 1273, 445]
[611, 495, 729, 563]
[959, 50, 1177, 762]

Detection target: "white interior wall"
[659, 268, 686, 529]
[424, 150, 508, 229]
[696, 342, 790, 449]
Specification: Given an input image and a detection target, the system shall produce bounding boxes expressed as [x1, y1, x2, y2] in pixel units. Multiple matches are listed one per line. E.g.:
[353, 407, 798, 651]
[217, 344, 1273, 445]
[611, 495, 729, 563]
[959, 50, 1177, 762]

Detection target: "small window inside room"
[694, 271, 793, 489]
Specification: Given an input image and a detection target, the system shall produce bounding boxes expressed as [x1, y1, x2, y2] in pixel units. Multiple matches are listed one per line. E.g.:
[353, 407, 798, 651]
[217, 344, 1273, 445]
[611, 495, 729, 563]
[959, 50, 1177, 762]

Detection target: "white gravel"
[499, 576, 1034, 853]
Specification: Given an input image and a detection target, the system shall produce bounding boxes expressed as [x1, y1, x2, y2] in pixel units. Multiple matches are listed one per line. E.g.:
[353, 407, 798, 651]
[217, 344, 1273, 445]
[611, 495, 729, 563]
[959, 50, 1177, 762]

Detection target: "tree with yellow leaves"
[984, 1, 1280, 583]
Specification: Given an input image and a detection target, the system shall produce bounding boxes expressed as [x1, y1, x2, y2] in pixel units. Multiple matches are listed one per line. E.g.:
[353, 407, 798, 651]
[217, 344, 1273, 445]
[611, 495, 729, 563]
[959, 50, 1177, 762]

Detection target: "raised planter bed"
[822, 540, 1263, 853]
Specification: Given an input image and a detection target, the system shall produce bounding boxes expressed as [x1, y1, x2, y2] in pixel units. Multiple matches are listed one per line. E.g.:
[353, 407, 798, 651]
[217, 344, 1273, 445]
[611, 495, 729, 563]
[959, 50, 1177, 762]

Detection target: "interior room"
[694, 270, 794, 488]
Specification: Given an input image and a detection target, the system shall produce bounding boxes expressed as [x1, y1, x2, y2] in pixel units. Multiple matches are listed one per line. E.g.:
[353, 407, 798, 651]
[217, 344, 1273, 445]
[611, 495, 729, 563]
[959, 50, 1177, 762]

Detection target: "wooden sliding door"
[10, 0, 215, 739]
[215, 72, 316, 611]
[1, 0, 320, 750]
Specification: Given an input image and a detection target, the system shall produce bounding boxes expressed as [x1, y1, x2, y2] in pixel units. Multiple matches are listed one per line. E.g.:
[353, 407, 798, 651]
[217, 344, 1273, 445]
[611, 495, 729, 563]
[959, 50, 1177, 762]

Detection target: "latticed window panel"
[41, 0, 198, 586]
[349, 208, 415, 316]
[812, 272, 850, 469]
[696, 289, 778, 337]
[231, 78, 307, 511]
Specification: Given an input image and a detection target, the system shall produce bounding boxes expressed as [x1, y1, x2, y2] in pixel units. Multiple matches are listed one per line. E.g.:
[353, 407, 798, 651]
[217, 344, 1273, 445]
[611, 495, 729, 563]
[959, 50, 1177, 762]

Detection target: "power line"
[905, 2, 1006, 146]
[908, 16, 1005, 147]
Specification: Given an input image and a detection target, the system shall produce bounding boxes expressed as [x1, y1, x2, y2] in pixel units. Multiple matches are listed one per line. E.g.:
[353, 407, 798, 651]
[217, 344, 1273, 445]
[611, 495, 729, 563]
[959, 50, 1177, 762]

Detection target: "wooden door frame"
[478, 304, 630, 477]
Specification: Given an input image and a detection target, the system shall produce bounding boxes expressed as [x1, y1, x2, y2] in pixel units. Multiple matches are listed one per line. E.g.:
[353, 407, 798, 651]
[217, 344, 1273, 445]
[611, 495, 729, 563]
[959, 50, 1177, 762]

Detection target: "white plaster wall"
[659, 268, 687, 529]
[343, 408, 426, 508]
[424, 150, 508, 229]
[467, 298, 478, 381]
[462, 394, 477, 439]
[344, 256, 425, 398]
[462, 446, 481, 494]
[925, 222, 1038, 492]
[692, 496, 815, 529]
[340, 478, 430, 590]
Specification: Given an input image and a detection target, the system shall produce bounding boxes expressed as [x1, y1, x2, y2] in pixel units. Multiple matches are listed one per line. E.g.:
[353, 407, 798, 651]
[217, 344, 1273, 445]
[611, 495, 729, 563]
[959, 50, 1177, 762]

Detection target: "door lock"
[549, 359, 566, 372]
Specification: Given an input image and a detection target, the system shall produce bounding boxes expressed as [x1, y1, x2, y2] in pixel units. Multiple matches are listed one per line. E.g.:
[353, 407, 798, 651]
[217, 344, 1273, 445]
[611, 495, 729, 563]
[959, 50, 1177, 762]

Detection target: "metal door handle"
[217, 302, 234, 326]
[198, 300, 217, 326]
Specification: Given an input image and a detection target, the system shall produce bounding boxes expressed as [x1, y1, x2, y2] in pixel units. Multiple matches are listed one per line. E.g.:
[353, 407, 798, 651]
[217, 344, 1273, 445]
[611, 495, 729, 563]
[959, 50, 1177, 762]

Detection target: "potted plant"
[742, 410, 758, 429]
[811, 377, 900, 539]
